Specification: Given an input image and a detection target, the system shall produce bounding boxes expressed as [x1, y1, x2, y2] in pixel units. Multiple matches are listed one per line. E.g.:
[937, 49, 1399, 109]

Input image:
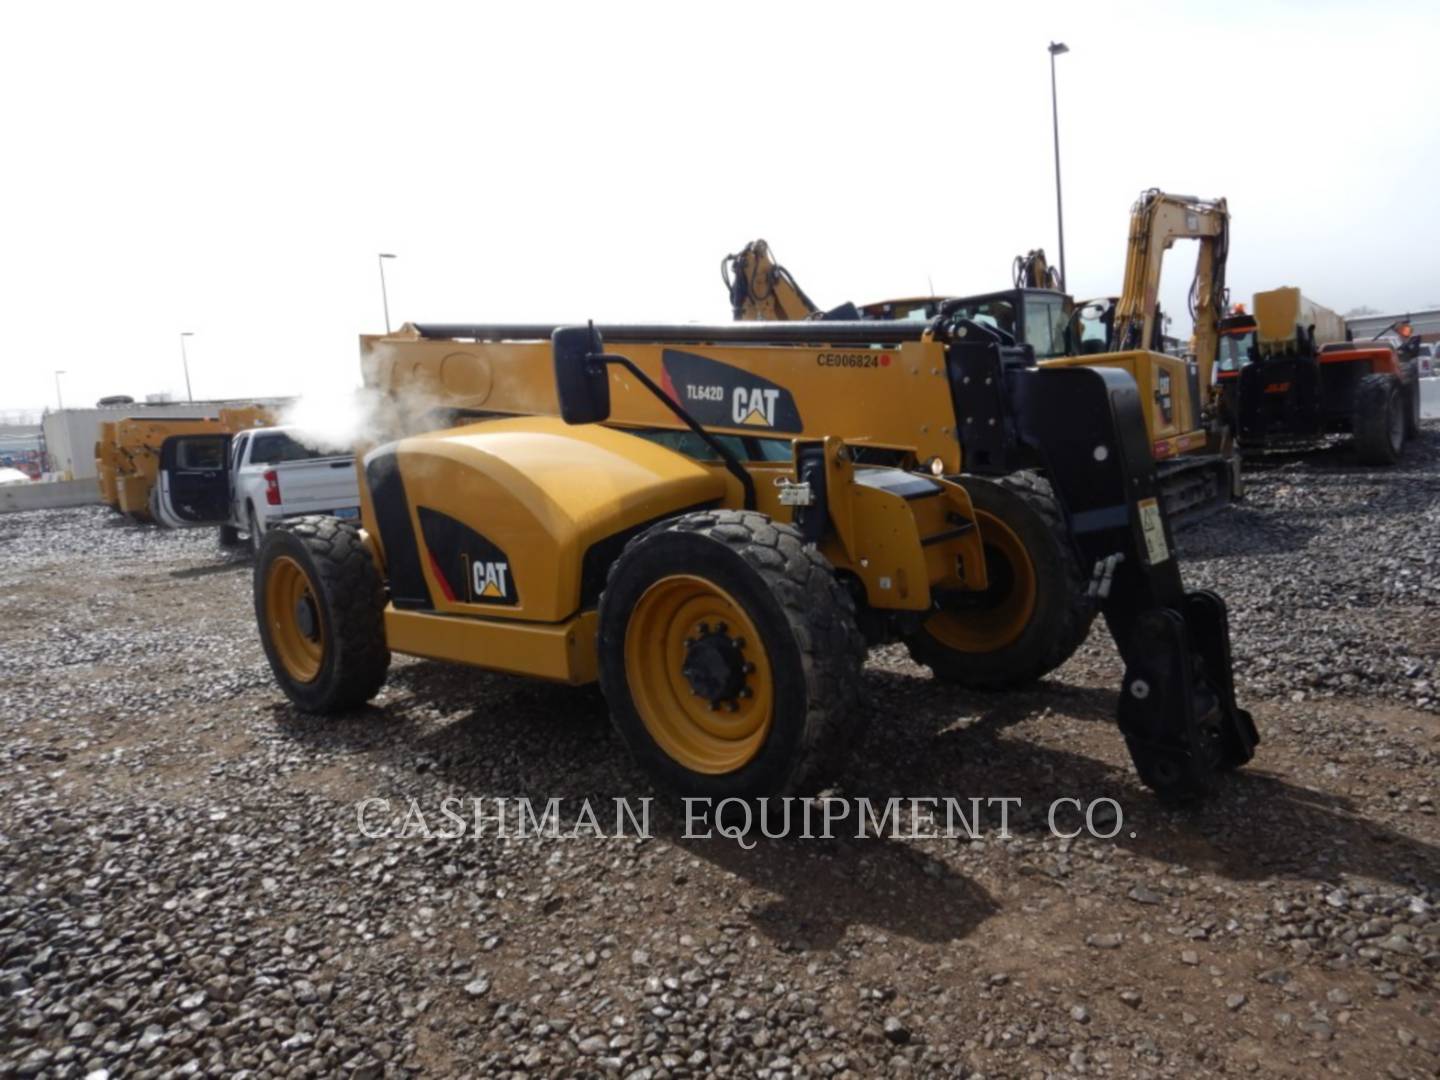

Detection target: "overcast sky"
[3, 0, 1437, 412]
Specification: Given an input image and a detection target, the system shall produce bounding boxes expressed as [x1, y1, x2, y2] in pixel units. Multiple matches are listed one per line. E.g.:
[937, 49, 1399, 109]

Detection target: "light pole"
[54, 370, 66, 411]
[1048, 41, 1069, 291]
[378, 253, 397, 332]
[179, 332, 195, 402]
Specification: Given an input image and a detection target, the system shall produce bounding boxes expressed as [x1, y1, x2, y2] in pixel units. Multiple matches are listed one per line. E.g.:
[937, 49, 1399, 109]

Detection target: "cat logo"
[733, 387, 781, 426]
[472, 560, 511, 600]
[661, 349, 803, 433]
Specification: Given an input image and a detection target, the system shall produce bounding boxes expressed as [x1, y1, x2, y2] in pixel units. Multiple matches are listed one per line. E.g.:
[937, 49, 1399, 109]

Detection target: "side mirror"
[552, 324, 612, 425]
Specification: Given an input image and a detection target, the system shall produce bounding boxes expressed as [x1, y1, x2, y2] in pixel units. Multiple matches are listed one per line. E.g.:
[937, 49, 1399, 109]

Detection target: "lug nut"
[739, 687, 753, 699]
[742, 662, 755, 674]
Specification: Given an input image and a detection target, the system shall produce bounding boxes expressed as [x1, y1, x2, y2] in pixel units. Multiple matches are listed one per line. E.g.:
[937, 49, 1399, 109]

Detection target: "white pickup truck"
[154, 425, 361, 552]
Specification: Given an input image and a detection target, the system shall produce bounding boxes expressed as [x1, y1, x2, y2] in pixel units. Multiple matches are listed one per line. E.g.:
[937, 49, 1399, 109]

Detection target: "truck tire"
[904, 471, 1094, 689]
[247, 505, 265, 556]
[254, 515, 390, 713]
[597, 509, 867, 799]
[1403, 364, 1420, 442]
[1353, 374, 1404, 466]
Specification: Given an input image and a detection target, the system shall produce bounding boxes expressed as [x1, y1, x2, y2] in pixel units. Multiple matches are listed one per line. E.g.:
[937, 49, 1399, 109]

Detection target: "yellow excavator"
[725, 190, 1240, 522]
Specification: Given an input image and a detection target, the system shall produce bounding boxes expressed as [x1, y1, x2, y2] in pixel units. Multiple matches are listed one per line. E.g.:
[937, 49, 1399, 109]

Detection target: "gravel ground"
[2, 427, 1438, 1079]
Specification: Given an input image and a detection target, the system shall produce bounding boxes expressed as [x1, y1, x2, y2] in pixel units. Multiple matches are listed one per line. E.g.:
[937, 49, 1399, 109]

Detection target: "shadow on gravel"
[1177, 506, 1323, 559]
[169, 557, 250, 580]
[668, 826, 999, 951]
[854, 668, 1440, 897]
[266, 655, 1436, 950]
[269, 660, 617, 787]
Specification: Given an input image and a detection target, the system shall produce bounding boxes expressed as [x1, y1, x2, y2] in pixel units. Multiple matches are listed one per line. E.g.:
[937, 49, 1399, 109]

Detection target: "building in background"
[1346, 308, 1440, 342]
[40, 399, 290, 481]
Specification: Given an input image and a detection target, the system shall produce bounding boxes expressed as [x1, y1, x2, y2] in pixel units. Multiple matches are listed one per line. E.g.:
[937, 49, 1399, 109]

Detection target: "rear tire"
[247, 506, 265, 555]
[597, 509, 866, 799]
[254, 515, 390, 713]
[1353, 373, 1404, 465]
[905, 471, 1094, 689]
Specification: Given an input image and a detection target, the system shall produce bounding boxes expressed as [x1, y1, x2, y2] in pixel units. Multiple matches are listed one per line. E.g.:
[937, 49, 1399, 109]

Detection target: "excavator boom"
[1110, 189, 1229, 402]
[721, 240, 822, 322]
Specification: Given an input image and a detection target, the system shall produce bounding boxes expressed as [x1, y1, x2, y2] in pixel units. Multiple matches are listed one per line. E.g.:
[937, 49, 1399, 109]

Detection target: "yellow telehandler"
[212, 311, 1256, 803]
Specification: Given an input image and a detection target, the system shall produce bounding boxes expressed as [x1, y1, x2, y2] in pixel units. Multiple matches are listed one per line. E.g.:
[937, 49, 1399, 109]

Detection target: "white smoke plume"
[278, 383, 458, 455]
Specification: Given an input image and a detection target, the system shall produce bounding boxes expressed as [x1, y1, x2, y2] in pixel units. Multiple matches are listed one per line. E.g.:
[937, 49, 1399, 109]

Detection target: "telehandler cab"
[245, 314, 1257, 803]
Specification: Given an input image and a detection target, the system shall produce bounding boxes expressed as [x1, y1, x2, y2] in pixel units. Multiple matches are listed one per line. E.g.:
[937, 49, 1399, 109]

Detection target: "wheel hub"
[682, 624, 748, 705]
[294, 594, 320, 640]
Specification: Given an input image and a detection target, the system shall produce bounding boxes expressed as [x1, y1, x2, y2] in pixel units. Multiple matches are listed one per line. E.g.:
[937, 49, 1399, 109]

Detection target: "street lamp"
[378, 253, 397, 333]
[179, 332, 195, 402]
[54, 370, 66, 411]
[1048, 41, 1070, 291]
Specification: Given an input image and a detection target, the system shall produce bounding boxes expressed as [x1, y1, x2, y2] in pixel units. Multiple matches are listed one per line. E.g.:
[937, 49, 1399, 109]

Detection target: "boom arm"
[1013, 248, 1062, 290]
[721, 240, 822, 321]
[1111, 190, 1229, 402]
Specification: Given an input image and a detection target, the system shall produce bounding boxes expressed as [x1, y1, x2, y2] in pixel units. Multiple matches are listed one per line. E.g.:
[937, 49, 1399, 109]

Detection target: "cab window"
[250, 432, 327, 465]
[178, 437, 227, 470]
[1023, 296, 1071, 359]
[946, 298, 1017, 338]
[1216, 332, 1256, 372]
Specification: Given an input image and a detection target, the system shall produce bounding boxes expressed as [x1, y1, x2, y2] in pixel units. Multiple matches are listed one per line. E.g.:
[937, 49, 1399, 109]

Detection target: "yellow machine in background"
[95, 421, 120, 510]
[1036, 190, 1238, 518]
[1218, 288, 1420, 463]
[108, 406, 275, 521]
[226, 312, 1258, 805]
[725, 191, 1240, 522]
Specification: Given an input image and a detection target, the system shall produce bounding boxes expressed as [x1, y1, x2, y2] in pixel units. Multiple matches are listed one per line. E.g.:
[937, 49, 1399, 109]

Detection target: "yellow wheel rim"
[924, 509, 1037, 653]
[624, 574, 774, 775]
[266, 555, 325, 683]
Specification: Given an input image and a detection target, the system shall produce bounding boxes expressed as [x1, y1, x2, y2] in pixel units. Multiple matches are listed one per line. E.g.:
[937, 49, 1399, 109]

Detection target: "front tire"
[597, 510, 866, 799]
[254, 516, 390, 713]
[904, 471, 1094, 689]
[1353, 373, 1404, 466]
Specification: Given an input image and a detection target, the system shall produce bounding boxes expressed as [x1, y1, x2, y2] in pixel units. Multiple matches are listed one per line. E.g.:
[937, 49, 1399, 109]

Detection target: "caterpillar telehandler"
[107, 406, 275, 521]
[724, 191, 1241, 524]
[221, 309, 1257, 804]
[1215, 290, 1420, 464]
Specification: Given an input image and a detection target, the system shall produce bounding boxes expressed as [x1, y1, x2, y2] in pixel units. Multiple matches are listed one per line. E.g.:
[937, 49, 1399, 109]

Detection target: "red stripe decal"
[426, 548, 456, 602]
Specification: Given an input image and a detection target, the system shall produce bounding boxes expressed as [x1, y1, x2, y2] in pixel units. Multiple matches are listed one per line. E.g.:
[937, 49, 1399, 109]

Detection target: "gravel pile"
[2, 429, 1437, 1078]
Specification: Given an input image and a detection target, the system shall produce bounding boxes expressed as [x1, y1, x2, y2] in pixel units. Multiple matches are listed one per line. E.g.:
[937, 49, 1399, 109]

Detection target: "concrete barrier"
[1422, 377, 1440, 420]
[0, 478, 102, 514]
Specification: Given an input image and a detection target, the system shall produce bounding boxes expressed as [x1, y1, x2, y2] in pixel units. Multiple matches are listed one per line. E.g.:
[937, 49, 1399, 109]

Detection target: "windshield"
[1023, 296, 1071, 360]
[1217, 331, 1256, 372]
[944, 297, 1017, 339]
[250, 433, 330, 465]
